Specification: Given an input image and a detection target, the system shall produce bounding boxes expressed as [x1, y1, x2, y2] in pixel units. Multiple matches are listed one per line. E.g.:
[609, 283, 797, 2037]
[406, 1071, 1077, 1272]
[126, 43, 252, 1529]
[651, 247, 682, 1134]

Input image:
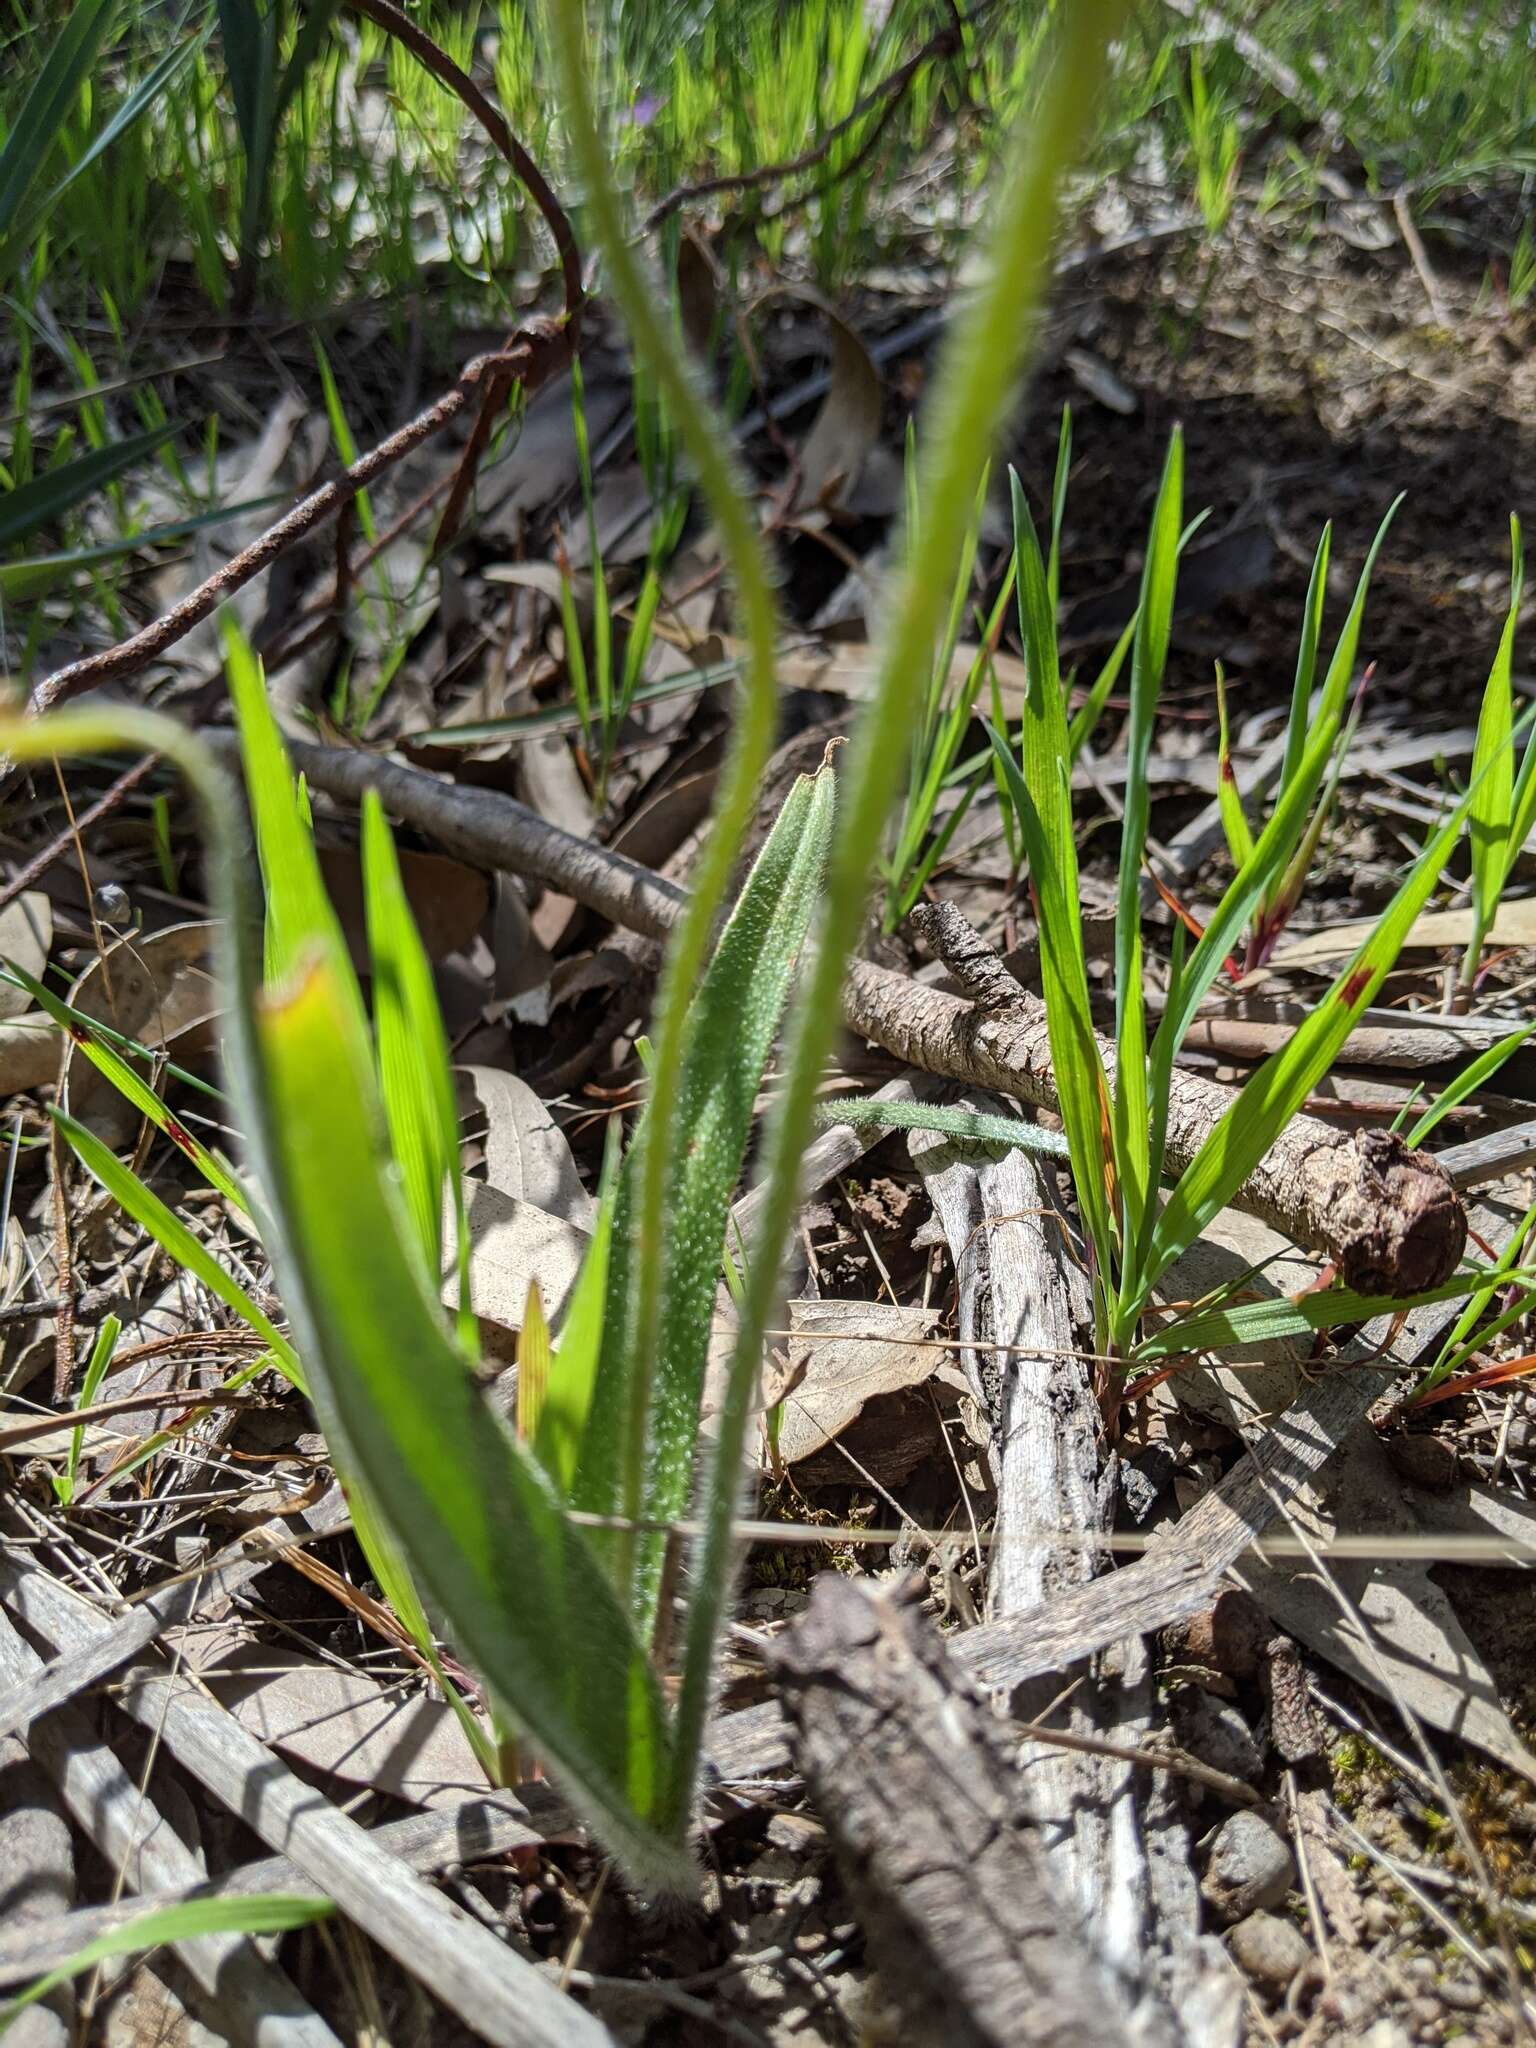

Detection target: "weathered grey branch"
[0, 1553, 617, 2048]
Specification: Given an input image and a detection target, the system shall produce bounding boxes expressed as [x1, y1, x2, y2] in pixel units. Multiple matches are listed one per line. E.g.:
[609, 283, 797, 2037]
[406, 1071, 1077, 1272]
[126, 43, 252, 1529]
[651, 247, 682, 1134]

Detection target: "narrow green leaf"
[1133, 1267, 1506, 1362]
[0, 1896, 332, 2037]
[1315, 496, 1401, 728]
[255, 954, 684, 1885]
[0, 0, 116, 243]
[1145, 790, 1468, 1287]
[1278, 523, 1331, 798]
[360, 790, 465, 1315]
[1407, 1021, 1536, 1148]
[53, 1107, 300, 1384]
[1465, 514, 1525, 956]
[3, 958, 248, 1218]
[0, 426, 178, 551]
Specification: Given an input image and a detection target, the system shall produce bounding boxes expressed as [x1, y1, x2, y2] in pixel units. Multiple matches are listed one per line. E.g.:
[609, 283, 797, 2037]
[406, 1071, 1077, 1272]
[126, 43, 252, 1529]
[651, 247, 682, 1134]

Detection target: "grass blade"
[0, 425, 178, 550]
[0, 0, 116, 244]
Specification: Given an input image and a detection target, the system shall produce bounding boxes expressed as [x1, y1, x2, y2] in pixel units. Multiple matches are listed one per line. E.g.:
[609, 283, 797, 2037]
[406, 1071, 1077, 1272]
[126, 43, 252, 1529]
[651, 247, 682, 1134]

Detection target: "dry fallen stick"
[0, 1549, 617, 2048]
[770, 1572, 1138, 2048]
[0, 1798, 540, 1992]
[708, 1258, 1493, 1788]
[266, 736, 1467, 1293]
[0, 1603, 341, 2048]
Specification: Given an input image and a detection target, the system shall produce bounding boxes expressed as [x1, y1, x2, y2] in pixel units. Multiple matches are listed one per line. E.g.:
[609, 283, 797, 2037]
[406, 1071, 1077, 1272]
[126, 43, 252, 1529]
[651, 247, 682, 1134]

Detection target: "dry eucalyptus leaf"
[794, 306, 883, 512]
[441, 1178, 589, 1353]
[461, 1066, 593, 1228]
[770, 1298, 945, 1467]
[317, 842, 489, 968]
[0, 1015, 63, 1094]
[65, 923, 221, 1145]
[206, 1648, 492, 1807]
[1234, 1426, 1536, 1782]
[1157, 1209, 1316, 1432]
[0, 892, 52, 1021]
[1272, 896, 1536, 969]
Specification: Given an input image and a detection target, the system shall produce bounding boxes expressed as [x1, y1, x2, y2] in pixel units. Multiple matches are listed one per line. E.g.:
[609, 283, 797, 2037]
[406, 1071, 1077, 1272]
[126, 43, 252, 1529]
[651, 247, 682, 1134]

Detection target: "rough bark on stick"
[911, 1114, 1238, 2047]
[261, 736, 1466, 1292]
[768, 1571, 1138, 2048]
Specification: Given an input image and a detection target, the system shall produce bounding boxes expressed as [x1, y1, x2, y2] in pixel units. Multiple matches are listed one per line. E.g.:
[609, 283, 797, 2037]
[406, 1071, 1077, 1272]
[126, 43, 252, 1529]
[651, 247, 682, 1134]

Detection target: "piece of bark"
[0, 1553, 616, 2048]
[0, 1733, 75, 2048]
[769, 1572, 1138, 2048]
[0, 1610, 339, 2048]
[255, 736, 1466, 1292]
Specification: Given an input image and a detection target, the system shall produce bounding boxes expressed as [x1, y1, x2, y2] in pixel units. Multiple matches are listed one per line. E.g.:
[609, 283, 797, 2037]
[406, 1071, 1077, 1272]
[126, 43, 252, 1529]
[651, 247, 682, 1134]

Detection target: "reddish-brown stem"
[343, 0, 582, 326]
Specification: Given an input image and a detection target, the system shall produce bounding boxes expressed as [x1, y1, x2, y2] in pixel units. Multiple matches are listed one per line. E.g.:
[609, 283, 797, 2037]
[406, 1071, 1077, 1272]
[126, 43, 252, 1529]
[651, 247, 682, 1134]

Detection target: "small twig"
[0, 1387, 273, 1456]
[1019, 1713, 1273, 1814]
[0, 752, 160, 913]
[30, 329, 570, 715]
[642, 0, 986, 231]
[1393, 188, 1448, 324]
[343, 0, 582, 324]
[46, 1116, 75, 1405]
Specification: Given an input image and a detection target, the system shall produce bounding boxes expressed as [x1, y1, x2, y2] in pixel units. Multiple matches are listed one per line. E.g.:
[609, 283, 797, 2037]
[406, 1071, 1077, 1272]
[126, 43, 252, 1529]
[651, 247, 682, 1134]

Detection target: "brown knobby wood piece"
[769, 1572, 1138, 2048]
[258, 737, 1468, 1294]
[0, 1605, 341, 2048]
[0, 1550, 617, 2048]
[909, 898, 1466, 1295]
[0, 1797, 542, 1991]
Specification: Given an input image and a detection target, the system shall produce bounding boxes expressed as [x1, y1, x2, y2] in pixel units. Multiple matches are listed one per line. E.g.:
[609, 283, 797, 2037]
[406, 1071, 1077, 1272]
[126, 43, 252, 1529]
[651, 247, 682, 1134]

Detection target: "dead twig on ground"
[642, 0, 988, 232]
[256, 735, 1468, 1292]
[770, 1572, 1139, 2048]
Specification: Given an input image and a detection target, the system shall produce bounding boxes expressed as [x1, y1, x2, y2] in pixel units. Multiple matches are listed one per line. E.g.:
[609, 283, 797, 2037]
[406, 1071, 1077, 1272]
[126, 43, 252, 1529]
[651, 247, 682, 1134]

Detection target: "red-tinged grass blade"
[1465, 514, 1525, 966]
[0, 1895, 333, 2035]
[1145, 788, 1470, 1291]
[1131, 1264, 1523, 1364]
[3, 958, 249, 1219]
[1213, 663, 1254, 870]
[1413, 1349, 1536, 1408]
[255, 951, 685, 1886]
[1414, 1192, 1536, 1401]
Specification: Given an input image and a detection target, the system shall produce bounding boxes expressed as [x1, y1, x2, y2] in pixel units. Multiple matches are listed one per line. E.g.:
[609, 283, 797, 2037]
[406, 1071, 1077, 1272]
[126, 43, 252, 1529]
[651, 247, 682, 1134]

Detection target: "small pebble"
[1361, 1896, 1395, 1939]
[1438, 1978, 1482, 2013]
[1388, 1433, 1458, 1492]
[1229, 1910, 1311, 1987]
[1201, 1810, 1296, 1921]
[1172, 1685, 1264, 1786]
